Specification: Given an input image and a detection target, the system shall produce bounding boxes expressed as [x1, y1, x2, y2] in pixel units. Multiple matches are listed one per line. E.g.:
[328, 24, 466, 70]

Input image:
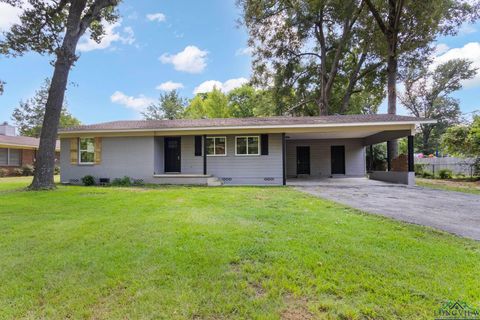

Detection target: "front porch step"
[152, 174, 223, 186]
[207, 176, 223, 186]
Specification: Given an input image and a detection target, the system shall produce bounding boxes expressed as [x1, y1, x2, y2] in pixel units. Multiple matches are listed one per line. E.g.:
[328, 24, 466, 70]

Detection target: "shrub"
[111, 176, 132, 186]
[21, 165, 34, 176]
[0, 168, 8, 177]
[438, 169, 453, 179]
[81, 175, 96, 186]
[421, 171, 433, 179]
[54, 166, 60, 175]
[414, 164, 425, 176]
[12, 168, 24, 176]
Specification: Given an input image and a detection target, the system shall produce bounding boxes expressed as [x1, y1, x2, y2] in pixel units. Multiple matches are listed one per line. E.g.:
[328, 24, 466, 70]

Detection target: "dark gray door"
[296, 146, 310, 174]
[164, 137, 181, 172]
[331, 145, 345, 174]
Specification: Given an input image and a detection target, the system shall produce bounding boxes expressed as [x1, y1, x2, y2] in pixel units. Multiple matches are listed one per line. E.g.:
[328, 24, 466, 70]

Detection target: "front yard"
[0, 177, 479, 319]
[417, 177, 480, 195]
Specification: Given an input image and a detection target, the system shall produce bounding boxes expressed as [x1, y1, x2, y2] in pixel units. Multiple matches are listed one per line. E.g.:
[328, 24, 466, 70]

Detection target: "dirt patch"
[281, 296, 314, 320]
[418, 178, 480, 190]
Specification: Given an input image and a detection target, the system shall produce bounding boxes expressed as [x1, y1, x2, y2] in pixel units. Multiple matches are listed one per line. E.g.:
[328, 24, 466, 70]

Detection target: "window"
[79, 138, 95, 164]
[0, 148, 21, 166]
[206, 136, 226, 156]
[236, 136, 260, 155]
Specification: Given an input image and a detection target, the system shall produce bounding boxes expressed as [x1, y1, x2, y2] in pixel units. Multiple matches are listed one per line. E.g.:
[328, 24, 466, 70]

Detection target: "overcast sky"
[0, 1, 479, 124]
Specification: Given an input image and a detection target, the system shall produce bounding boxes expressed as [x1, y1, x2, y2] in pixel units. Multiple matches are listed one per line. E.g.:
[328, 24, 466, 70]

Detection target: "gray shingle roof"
[60, 114, 430, 132]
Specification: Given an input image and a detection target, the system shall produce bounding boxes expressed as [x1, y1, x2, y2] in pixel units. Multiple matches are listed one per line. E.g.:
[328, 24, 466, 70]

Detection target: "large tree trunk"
[29, 54, 74, 189]
[386, 44, 398, 160]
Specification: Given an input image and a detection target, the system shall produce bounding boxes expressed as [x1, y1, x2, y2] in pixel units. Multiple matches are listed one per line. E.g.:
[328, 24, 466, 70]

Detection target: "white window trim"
[235, 136, 261, 156]
[78, 137, 95, 165]
[206, 136, 227, 157]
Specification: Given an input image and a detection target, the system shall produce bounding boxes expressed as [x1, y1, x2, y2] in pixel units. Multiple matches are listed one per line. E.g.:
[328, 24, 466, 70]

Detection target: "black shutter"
[194, 136, 202, 156]
[261, 134, 269, 155]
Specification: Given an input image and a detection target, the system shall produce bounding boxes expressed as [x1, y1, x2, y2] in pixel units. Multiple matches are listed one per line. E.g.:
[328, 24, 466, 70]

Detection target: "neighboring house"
[0, 122, 60, 174]
[58, 114, 434, 186]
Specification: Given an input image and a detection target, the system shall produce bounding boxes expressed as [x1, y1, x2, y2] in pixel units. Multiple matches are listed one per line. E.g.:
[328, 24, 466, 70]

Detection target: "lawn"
[417, 177, 480, 195]
[0, 177, 479, 319]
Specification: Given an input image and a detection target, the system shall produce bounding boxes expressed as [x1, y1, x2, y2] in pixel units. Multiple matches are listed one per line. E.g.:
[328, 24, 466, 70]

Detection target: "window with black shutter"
[194, 136, 202, 156]
[261, 134, 268, 155]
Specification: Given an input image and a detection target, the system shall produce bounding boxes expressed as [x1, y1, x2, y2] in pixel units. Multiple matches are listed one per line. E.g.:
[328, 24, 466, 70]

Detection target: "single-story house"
[58, 114, 434, 186]
[0, 122, 60, 174]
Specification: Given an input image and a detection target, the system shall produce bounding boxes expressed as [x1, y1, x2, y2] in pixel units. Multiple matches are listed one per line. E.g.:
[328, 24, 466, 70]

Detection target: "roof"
[0, 135, 60, 150]
[60, 114, 433, 133]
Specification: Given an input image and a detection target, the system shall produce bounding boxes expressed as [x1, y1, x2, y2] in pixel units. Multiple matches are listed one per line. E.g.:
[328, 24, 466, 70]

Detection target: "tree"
[1, 0, 121, 189]
[239, 0, 385, 116]
[184, 88, 230, 119]
[142, 90, 186, 120]
[400, 59, 477, 154]
[442, 116, 480, 175]
[227, 84, 276, 117]
[364, 0, 479, 159]
[11, 79, 81, 137]
[442, 116, 480, 157]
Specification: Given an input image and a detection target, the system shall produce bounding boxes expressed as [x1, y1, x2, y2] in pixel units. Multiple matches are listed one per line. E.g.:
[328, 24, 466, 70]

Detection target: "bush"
[54, 166, 60, 175]
[414, 164, 425, 176]
[81, 175, 96, 186]
[0, 168, 8, 177]
[438, 169, 453, 179]
[421, 171, 433, 179]
[111, 176, 132, 186]
[12, 168, 24, 176]
[21, 165, 34, 176]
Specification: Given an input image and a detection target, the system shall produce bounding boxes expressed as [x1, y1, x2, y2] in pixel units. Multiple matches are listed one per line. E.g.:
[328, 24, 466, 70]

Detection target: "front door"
[164, 137, 181, 173]
[331, 145, 345, 174]
[296, 146, 310, 175]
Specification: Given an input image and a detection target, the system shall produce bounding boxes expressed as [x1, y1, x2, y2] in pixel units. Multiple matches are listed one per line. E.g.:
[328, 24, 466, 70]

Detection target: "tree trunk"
[386, 44, 398, 160]
[29, 55, 73, 189]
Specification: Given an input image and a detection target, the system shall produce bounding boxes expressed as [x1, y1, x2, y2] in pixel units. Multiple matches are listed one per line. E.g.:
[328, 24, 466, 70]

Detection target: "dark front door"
[331, 145, 345, 174]
[164, 137, 181, 172]
[296, 146, 310, 174]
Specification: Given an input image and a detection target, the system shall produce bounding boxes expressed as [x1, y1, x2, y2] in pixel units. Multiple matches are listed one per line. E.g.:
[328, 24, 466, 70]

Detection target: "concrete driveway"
[290, 178, 480, 241]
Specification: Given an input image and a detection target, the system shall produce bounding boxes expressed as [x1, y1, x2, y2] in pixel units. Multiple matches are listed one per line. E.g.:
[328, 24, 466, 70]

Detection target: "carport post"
[408, 135, 414, 172]
[203, 135, 207, 175]
[386, 141, 391, 171]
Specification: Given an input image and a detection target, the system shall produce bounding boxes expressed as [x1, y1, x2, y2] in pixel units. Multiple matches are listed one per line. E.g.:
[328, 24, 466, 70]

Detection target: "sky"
[0, 1, 479, 125]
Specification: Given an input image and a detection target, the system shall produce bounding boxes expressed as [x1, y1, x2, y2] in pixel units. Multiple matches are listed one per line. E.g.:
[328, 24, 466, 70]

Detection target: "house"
[58, 114, 434, 186]
[0, 122, 60, 174]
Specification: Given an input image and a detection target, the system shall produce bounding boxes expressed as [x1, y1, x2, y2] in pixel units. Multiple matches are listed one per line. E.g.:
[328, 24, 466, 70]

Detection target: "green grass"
[417, 178, 480, 195]
[0, 178, 479, 319]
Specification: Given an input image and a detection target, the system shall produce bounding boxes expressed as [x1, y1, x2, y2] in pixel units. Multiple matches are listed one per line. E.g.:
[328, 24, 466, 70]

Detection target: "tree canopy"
[11, 79, 81, 137]
[142, 90, 186, 120]
[400, 59, 477, 154]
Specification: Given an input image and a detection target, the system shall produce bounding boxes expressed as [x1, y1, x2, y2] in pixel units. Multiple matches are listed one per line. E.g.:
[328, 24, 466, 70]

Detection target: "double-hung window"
[235, 136, 260, 156]
[79, 138, 95, 164]
[206, 136, 226, 156]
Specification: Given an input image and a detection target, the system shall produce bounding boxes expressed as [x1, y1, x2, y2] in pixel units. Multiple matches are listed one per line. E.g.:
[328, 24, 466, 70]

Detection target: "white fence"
[415, 157, 476, 176]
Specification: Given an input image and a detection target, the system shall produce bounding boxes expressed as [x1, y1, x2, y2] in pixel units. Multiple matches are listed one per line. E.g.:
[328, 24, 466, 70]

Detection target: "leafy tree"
[228, 84, 276, 117]
[1, 0, 121, 190]
[364, 0, 479, 158]
[142, 90, 186, 120]
[400, 59, 476, 154]
[442, 116, 480, 175]
[442, 116, 480, 157]
[11, 79, 81, 137]
[184, 88, 230, 119]
[239, 0, 385, 116]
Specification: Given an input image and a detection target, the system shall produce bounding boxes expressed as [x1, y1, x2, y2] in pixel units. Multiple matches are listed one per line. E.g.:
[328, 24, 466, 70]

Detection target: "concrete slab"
[292, 178, 480, 241]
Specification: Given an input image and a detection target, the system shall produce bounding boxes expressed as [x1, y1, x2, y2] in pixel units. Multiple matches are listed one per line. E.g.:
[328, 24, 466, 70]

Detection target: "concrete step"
[207, 177, 223, 186]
